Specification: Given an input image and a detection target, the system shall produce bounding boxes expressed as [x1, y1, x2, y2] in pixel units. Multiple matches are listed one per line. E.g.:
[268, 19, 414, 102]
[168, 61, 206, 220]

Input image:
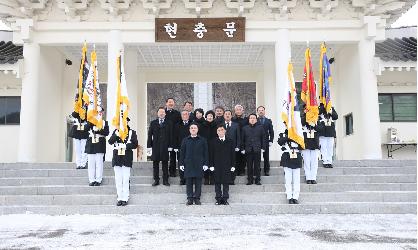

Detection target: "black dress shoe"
[76, 166, 82, 169]
[246, 181, 253, 185]
[194, 199, 201, 205]
[163, 181, 170, 186]
[255, 181, 262, 185]
[186, 199, 193, 205]
[95, 182, 101, 186]
[152, 180, 160, 186]
[264, 171, 270, 176]
[121, 201, 128, 206]
[288, 199, 294, 204]
[306, 180, 312, 184]
[116, 200, 123, 206]
[293, 199, 299, 204]
[89, 182, 95, 186]
[328, 164, 333, 168]
[180, 180, 186, 185]
[215, 200, 222, 205]
[311, 180, 317, 184]
[223, 200, 229, 205]
[81, 166, 87, 169]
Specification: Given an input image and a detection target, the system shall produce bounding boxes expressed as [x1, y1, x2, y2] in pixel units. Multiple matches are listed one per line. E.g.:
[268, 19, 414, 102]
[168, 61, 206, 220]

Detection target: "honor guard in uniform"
[179, 123, 209, 205]
[147, 107, 173, 186]
[209, 124, 235, 205]
[69, 108, 89, 170]
[318, 103, 338, 168]
[256, 106, 275, 176]
[108, 117, 138, 206]
[301, 106, 324, 184]
[277, 125, 303, 204]
[83, 111, 109, 186]
[174, 110, 191, 185]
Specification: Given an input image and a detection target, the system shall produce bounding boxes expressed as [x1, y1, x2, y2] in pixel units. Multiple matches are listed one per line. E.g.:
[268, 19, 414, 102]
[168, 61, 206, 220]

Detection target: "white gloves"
[261, 149, 265, 153]
[269, 142, 273, 147]
[174, 149, 179, 152]
[168, 148, 173, 152]
[147, 148, 152, 156]
[180, 165, 185, 171]
[203, 165, 208, 171]
[210, 167, 214, 171]
[235, 148, 240, 152]
[231, 167, 235, 172]
[115, 130, 120, 136]
[93, 126, 98, 132]
[241, 150, 245, 154]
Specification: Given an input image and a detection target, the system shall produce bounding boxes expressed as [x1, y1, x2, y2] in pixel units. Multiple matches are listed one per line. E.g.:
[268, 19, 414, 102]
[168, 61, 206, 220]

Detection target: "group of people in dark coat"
[146, 98, 276, 205]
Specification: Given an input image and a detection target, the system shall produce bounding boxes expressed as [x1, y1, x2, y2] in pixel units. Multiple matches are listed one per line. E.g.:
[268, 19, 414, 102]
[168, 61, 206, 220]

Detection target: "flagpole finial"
[306, 40, 309, 48]
[93, 44, 96, 51]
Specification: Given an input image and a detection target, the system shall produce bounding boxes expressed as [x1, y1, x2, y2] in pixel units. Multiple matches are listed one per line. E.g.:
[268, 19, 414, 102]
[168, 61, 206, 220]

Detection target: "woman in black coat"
[209, 124, 235, 205]
[108, 121, 138, 206]
[83, 119, 109, 186]
[204, 110, 218, 185]
[277, 127, 303, 205]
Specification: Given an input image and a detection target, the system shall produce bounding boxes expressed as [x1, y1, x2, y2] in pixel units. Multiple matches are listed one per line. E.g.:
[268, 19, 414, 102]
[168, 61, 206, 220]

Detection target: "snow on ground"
[0, 214, 416, 250]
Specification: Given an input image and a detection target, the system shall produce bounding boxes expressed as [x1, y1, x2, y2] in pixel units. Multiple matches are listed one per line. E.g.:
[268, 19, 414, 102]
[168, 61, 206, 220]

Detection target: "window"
[378, 94, 417, 122]
[0, 96, 21, 125]
[344, 113, 353, 136]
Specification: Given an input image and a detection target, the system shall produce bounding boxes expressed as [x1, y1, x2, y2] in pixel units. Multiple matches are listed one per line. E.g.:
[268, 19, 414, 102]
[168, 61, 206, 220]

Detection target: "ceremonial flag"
[83, 47, 104, 129]
[301, 47, 319, 124]
[319, 42, 333, 113]
[73, 42, 89, 119]
[112, 52, 130, 141]
[281, 62, 305, 149]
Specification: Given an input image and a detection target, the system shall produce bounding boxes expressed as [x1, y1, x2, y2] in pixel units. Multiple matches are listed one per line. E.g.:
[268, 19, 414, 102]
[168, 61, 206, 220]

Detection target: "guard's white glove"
[147, 148, 152, 156]
[261, 149, 265, 153]
[210, 167, 214, 171]
[115, 130, 120, 136]
[93, 126, 98, 132]
[168, 147, 173, 152]
[180, 165, 185, 171]
[203, 165, 208, 171]
[231, 167, 235, 172]
[269, 142, 273, 147]
[88, 130, 94, 138]
[72, 118, 79, 124]
[174, 149, 179, 152]
[235, 148, 240, 152]
[241, 150, 245, 154]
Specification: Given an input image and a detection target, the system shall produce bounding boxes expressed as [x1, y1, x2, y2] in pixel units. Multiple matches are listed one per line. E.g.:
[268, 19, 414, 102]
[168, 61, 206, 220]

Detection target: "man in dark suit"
[214, 106, 225, 125]
[179, 123, 209, 205]
[165, 98, 182, 177]
[183, 101, 195, 122]
[257, 106, 275, 176]
[209, 124, 235, 205]
[232, 104, 248, 176]
[174, 110, 191, 185]
[147, 107, 173, 186]
[223, 110, 240, 185]
[241, 114, 266, 185]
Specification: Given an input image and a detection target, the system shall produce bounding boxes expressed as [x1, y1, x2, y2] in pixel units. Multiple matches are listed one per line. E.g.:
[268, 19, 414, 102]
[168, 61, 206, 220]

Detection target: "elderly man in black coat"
[147, 107, 173, 186]
[179, 123, 209, 205]
[241, 114, 266, 185]
[223, 110, 241, 185]
[108, 117, 139, 206]
[257, 106, 275, 176]
[209, 124, 236, 205]
[174, 110, 191, 185]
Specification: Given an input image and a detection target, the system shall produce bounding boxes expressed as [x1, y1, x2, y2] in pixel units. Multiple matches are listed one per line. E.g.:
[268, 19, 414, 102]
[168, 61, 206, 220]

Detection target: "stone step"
[1, 175, 418, 188]
[1, 167, 417, 178]
[0, 183, 415, 195]
[0, 202, 416, 215]
[0, 160, 415, 169]
[1, 166, 416, 175]
[0, 192, 415, 206]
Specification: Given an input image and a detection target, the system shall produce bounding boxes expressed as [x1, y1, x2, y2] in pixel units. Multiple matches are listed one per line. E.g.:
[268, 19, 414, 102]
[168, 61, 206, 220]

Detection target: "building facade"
[0, 0, 416, 162]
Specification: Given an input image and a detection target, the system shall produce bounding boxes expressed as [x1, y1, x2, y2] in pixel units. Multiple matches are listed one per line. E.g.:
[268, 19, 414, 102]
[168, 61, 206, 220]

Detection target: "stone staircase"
[0, 160, 416, 215]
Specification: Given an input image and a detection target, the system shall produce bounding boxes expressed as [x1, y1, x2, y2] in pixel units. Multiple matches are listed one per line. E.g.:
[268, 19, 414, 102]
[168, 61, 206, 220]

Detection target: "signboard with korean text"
[155, 17, 245, 42]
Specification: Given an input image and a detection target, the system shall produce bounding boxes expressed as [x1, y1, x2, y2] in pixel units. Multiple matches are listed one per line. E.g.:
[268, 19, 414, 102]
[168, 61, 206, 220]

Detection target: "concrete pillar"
[138, 69, 147, 161]
[263, 47, 279, 160]
[106, 30, 124, 161]
[275, 29, 291, 132]
[358, 38, 382, 159]
[194, 83, 212, 112]
[125, 49, 138, 161]
[17, 42, 40, 162]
